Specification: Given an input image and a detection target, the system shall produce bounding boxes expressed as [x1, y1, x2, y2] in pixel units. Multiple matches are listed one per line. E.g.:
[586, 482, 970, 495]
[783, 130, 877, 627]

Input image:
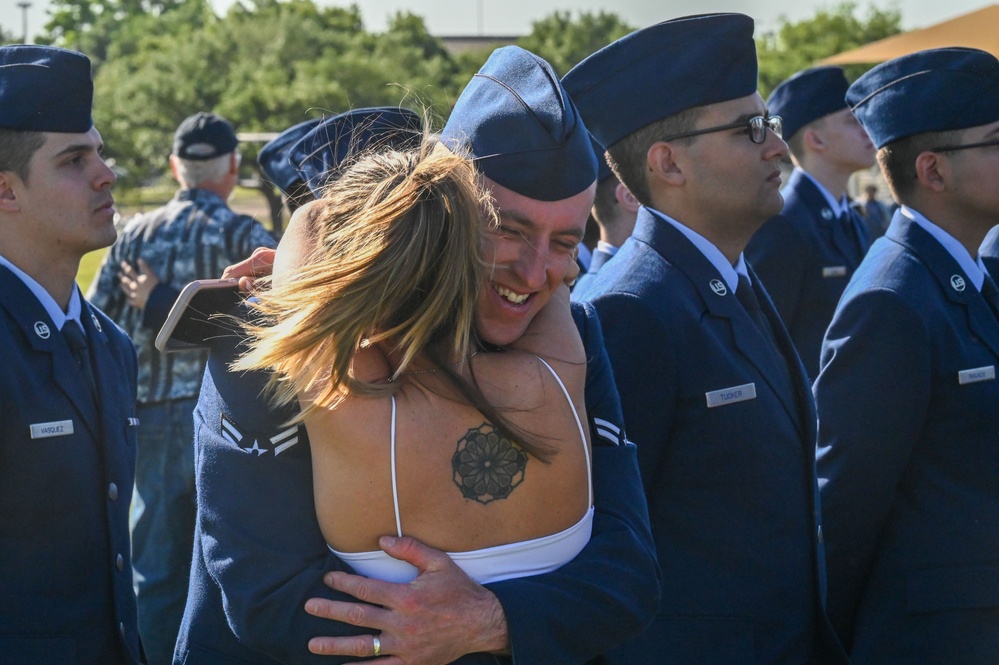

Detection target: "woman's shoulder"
[468, 349, 582, 411]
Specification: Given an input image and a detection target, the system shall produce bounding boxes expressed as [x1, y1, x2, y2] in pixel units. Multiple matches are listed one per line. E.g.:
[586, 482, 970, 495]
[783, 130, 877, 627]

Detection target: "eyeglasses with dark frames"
[929, 138, 999, 153]
[661, 115, 783, 145]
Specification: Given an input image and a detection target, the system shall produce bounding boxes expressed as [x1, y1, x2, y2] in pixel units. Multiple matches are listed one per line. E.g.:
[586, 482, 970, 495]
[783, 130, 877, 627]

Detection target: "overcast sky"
[1, 0, 992, 43]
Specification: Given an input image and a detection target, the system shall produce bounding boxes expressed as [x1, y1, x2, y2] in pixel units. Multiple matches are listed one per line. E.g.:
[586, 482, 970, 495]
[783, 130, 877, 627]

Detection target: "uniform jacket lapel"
[889, 215, 999, 361]
[588, 248, 614, 274]
[791, 171, 860, 267]
[0, 267, 101, 439]
[636, 211, 806, 436]
[749, 263, 814, 439]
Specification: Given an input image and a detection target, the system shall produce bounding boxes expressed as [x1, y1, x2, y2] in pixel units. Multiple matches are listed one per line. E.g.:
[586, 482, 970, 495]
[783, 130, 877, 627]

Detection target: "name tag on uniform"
[30, 419, 74, 439]
[958, 365, 996, 385]
[822, 266, 848, 278]
[705, 383, 757, 408]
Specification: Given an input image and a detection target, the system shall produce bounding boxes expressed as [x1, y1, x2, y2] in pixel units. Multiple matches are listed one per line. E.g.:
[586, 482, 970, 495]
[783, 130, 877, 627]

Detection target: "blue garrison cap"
[257, 118, 322, 193]
[847, 48, 999, 149]
[768, 66, 850, 141]
[563, 13, 758, 149]
[441, 46, 597, 202]
[291, 107, 423, 197]
[0, 45, 93, 133]
[173, 112, 239, 160]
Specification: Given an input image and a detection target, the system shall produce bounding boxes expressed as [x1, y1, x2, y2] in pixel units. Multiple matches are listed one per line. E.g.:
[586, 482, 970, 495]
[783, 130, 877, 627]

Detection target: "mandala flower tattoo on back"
[451, 424, 527, 504]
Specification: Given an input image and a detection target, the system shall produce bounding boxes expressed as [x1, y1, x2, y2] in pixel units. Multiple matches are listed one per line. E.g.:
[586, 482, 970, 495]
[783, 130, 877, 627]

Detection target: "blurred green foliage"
[8, 0, 900, 226]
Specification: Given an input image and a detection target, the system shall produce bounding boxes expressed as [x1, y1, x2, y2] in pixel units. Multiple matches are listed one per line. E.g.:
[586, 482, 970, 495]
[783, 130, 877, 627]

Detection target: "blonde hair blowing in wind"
[234, 142, 490, 422]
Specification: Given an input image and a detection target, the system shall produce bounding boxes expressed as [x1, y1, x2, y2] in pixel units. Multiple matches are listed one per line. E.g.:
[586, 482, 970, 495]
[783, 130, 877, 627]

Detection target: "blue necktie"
[737, 274, 794, 392]
[62, 319, 97, 398]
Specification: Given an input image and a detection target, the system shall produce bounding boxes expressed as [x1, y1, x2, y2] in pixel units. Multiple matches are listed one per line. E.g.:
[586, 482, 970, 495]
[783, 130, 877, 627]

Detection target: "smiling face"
[476, 177, 594, 346]
[2, 127, 117, 269]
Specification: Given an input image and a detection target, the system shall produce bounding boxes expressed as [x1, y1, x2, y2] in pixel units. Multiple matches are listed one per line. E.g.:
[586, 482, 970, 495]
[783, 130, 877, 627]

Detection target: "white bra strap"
[535, 357, 593, 507]
[390, 395, 403, 538]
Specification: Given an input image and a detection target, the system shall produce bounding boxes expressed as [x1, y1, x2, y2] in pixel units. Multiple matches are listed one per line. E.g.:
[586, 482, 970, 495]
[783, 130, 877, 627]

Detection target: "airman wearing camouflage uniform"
[88, 111, 275, 665]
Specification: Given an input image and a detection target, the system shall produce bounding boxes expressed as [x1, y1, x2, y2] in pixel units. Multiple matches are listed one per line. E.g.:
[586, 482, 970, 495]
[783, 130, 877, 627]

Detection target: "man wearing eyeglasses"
[746, 67, 877, 379]
[814, 48, 999, 664]
[564, 14, 847, 665]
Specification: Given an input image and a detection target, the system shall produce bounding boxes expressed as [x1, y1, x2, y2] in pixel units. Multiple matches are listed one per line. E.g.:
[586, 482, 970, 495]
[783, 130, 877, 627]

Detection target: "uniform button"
[817, 526, 824, 544]
[116, 553, 124, 571]
[108, 482, 118, 501]
[120, 622, 125, 636]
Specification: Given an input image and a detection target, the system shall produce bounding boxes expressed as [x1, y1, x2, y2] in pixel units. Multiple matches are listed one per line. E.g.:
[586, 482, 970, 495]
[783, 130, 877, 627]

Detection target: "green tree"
[91, 0, 469, 232]
[517, 10, 634, 77]
[38, 0, 193, 63]
[757, 2, 903, 96]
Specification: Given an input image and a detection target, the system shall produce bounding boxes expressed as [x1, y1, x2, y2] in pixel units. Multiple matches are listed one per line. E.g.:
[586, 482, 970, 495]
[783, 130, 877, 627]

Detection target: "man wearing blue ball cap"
[564, 13, 848, 664]
[175, 47, 658, 665]
[746, 66, 877, 378]
[814, 47, 999, 664]
[88, 110, 275, 665]
[0, 44, 143, 664]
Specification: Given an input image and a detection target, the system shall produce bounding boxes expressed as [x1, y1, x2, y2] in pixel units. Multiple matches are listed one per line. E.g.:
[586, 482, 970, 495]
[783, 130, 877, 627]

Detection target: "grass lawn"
[76, 185, 276, 293]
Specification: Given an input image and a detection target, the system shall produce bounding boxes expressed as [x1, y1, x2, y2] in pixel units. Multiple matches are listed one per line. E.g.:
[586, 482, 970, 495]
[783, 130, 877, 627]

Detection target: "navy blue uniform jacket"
[815, 212, 999, 664]
[746, 169, 869, 379]
[573, 248, 614, 296]
[573, 208, 847, 665]
[173, 300, 660, 664]
[0, 266, 142, 664]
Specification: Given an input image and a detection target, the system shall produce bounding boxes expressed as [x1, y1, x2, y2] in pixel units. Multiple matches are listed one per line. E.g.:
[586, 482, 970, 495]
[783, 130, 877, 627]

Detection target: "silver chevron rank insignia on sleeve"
[220, 414, 300, 456]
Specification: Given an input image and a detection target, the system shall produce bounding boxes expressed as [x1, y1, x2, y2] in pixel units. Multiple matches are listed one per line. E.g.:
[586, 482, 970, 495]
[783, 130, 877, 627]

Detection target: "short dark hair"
[877, 127, 965, 202]
[0, 128, 46, 181]
[591, 175, 619, 229]
[606, 107, 701, 206]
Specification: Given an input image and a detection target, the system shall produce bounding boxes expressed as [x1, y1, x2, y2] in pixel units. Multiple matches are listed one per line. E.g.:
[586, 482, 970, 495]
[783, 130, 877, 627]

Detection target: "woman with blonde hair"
[235, 140, 593, 587]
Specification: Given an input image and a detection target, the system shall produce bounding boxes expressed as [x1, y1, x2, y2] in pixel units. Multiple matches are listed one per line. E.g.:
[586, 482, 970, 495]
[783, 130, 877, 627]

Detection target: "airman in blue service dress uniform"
[0, 45, 142, 664]
[564, 14, 847, 664]
[175, 67, 659, 664]
[573, 144, 639, 295]
[814, 48, 999, 665]
[746, 67, 877, 378]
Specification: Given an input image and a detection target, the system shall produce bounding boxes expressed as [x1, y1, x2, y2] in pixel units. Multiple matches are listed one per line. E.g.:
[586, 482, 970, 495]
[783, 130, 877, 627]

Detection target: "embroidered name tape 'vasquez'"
[958, 365, 996, 385]
[822, 266, 847, 278]
[705, 383, 757, 408]
[30, 419, 74, 439]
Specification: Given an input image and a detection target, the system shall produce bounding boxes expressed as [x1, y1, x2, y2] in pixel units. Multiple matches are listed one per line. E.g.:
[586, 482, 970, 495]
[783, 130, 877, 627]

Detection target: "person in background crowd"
[860, 183, 890, 240]
[746, 66, 877, 378]
[573, 139, 639, 294]
[89, 111, 275, 665]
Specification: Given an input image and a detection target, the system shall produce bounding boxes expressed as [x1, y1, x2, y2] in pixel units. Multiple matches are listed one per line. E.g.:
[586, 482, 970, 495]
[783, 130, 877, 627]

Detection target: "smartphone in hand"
[155, 278, 242, 353]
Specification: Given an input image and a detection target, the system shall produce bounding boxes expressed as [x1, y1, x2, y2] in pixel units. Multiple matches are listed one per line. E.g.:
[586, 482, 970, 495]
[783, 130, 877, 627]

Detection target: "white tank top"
[328, 357, 594, 584]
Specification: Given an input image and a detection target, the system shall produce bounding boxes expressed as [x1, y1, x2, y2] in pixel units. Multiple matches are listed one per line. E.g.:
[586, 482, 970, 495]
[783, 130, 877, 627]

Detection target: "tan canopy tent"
[822, 4, 999, 64]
